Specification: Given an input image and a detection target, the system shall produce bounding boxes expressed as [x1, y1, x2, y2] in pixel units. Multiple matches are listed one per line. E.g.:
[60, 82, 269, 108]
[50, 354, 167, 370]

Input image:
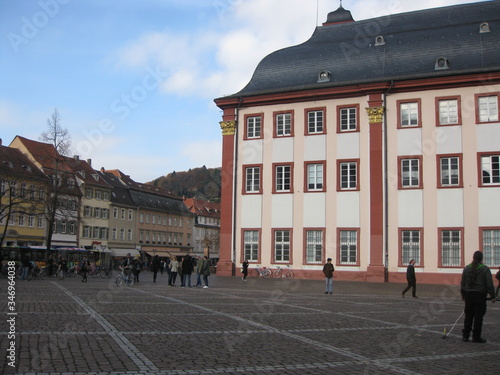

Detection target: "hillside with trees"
[149, 166, 221, 203]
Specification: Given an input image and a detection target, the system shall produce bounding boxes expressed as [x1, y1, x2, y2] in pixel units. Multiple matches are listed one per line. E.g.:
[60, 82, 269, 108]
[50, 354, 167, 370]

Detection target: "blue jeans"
[325, 277, 333, 293]
[183, 273, 192, 287]
[196, 272, 202, 286]
[21, 267, 29, 280]
[203, 274, 209, 287]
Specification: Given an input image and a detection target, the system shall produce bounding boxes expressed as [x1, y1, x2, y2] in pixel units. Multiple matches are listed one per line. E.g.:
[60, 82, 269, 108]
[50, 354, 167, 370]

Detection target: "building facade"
[214, 1, 500, 284]
[184, 198, 220, 260]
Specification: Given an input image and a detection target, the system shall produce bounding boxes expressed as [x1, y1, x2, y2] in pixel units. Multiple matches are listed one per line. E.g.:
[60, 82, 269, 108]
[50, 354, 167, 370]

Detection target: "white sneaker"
[203, 286, 208, 288]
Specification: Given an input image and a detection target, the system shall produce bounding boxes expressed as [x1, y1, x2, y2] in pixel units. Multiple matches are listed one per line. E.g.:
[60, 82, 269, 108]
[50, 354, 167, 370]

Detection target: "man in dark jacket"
[402, 259, 417, 298]
[323, 258, 334, 294]
[460, 251, 496, 343]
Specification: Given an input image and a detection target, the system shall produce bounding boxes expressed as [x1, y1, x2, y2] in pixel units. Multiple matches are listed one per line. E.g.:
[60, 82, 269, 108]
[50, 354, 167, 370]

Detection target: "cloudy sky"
[0, 0, 485, 182]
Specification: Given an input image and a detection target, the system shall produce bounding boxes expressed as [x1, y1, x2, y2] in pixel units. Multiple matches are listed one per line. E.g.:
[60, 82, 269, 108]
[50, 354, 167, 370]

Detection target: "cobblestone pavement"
[1, 271, 499, 375]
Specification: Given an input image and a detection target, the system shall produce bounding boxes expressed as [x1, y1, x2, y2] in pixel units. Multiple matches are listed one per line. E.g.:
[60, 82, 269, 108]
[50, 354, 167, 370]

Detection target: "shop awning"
[111, 248, 140, 257]
[54, 247, 88, 251]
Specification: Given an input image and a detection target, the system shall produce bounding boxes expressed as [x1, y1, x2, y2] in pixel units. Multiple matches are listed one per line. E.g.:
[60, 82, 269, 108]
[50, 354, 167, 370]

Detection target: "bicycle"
[272, 265, 294, 279]
[253, 265, 272, 278]
[100, 264, 113, 278]
[116, 268, 134, 286]
[27, 266, 47, 281]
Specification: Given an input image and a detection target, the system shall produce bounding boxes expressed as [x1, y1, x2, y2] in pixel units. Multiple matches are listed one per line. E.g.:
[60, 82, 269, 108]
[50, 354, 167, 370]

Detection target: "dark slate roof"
[129, 190, 193, 216]
[221, 1, 500, 99]
[97, 170, 136, 207]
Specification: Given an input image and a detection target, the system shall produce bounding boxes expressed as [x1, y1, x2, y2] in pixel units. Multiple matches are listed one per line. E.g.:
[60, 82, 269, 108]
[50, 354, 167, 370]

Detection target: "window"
[127, 229, 132, 241]
[68, 221, 75, 235]
[338, 105, 359, 132]
[121, 209, 126, 220]
[305, 229, 323, 264]
[273, 229, 291, 262]
[437, 97, 460, 125]
[95, 190, 102, 200]
[273, 164, 292, 193]
[93, 227, 100, 239]
[245, 114, 262, 139]
[480, 154, 500, 186]
[399, 156, 422, 189]
[440, 229, 462, 267]
[306, 108, 325, 135]
[128, 210, 133, 220]
[85, 188, 93, 199]
[37, 214, 44, 229]
[38, 186, 44, 200]
[101, 208, 108, 219]
[27, 213, 35, 228]
[481, 228, 500, 267]
[20, 183, 26, 198]
[100, 228, 107, 240]
[113, 207, 118, 219]
[60, 220, 66, 234]
[112, 228, 117, 240]
[438, 155, 462, 187]
[94, 207, 100, 218]
[338, 160, 358, 191]
[8, 214, 15, 226]
[18, 213, 25, 227]
[400, 229, 422, 266]
[398, 100, 420, 128]
[274, 111, 293, 137]
[29, 184, 36, 199]
[84, 206, 92, 217]
[120, 228, 125, 240]
[338, 230, 358, 265]
[305, 162, 325, 192]
[476, 94, 499, 123]
[83, 226, 90, 238]
[243, 230, 259, 262]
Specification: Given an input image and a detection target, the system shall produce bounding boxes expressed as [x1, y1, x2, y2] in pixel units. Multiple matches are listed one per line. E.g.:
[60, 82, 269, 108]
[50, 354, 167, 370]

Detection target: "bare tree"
[39, 108, 77, 252]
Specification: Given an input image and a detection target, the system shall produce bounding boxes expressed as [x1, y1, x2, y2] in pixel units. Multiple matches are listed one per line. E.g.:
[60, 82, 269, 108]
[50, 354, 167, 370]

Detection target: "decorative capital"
[220, 120, 236, 136]
[366, 106, 385, 124]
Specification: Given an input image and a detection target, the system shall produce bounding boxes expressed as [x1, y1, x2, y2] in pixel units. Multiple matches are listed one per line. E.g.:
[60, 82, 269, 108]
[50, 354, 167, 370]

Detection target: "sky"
[0, 0, 487, 182]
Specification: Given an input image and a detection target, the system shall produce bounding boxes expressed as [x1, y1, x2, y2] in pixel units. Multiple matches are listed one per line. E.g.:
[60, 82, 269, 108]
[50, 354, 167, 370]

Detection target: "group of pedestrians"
[167, 255, 211, 288]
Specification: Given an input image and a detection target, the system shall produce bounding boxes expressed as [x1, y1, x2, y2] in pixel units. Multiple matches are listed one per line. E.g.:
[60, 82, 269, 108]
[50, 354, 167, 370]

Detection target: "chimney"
[87, 158, 92, 166]
[74, 155, 79, 161]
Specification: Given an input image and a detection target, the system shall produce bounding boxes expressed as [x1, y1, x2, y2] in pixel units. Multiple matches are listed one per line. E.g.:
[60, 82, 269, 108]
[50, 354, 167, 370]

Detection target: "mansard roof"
[218, 1, 500, 99]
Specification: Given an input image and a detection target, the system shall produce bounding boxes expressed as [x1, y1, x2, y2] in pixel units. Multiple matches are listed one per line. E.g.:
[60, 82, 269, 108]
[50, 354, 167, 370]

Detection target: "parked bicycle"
[253, 265, 272, 278]
[27, 266, 47, 281]
[272, 265, 294, 279]
[116, 268, 134, 286]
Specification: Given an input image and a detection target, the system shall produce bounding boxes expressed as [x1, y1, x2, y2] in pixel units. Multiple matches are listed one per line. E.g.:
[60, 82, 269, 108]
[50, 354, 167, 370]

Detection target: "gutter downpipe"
[383, 80, 394, 282]
[231, 97, 243, 276]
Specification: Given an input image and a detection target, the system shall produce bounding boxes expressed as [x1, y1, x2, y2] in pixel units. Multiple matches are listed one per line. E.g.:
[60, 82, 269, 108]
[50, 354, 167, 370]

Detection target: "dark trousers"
[402, 279, 416, 297]
[463, 291, 487, 340]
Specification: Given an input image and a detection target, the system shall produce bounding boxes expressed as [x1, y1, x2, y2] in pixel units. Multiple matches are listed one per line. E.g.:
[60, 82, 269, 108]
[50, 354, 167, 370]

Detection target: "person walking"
[242, 259, 249, 281]
[323, 258, 335, 294]
[151, 255, 161, 282]
[133, 256, 142, 283]
[181, 255, 193, 287]
[80, 256, 90, 283]
[168, 256, 179, 287]
[201, 256, 211, 288]
[402, 259, 417, 298]
[495, 267, 500, 297]
[195, 256, 203, 287]
[20, 255, 30, 280]
[460, 250, 496, 343]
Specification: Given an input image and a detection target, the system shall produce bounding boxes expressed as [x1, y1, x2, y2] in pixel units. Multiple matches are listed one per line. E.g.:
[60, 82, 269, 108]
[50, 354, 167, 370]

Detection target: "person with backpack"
[322, 258, 335, 294]
[460, 251, 496, 343]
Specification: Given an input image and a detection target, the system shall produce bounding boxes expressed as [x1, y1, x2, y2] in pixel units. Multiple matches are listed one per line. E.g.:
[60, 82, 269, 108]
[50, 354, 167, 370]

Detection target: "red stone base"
[365, 265, 386, 282]
[215, 261, 234, 277]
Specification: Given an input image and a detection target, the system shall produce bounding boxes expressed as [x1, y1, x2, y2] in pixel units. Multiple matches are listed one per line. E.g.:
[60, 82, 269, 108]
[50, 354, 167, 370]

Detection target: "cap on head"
[327, 258, 332, 262]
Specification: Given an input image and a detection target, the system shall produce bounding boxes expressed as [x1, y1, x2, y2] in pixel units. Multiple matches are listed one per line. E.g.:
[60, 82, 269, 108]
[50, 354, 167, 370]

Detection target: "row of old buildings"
[0, 136, 220, 264]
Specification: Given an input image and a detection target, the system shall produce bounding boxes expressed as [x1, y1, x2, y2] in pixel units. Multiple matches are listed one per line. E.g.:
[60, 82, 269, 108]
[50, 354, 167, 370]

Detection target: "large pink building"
[214, 1, 500, 284]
